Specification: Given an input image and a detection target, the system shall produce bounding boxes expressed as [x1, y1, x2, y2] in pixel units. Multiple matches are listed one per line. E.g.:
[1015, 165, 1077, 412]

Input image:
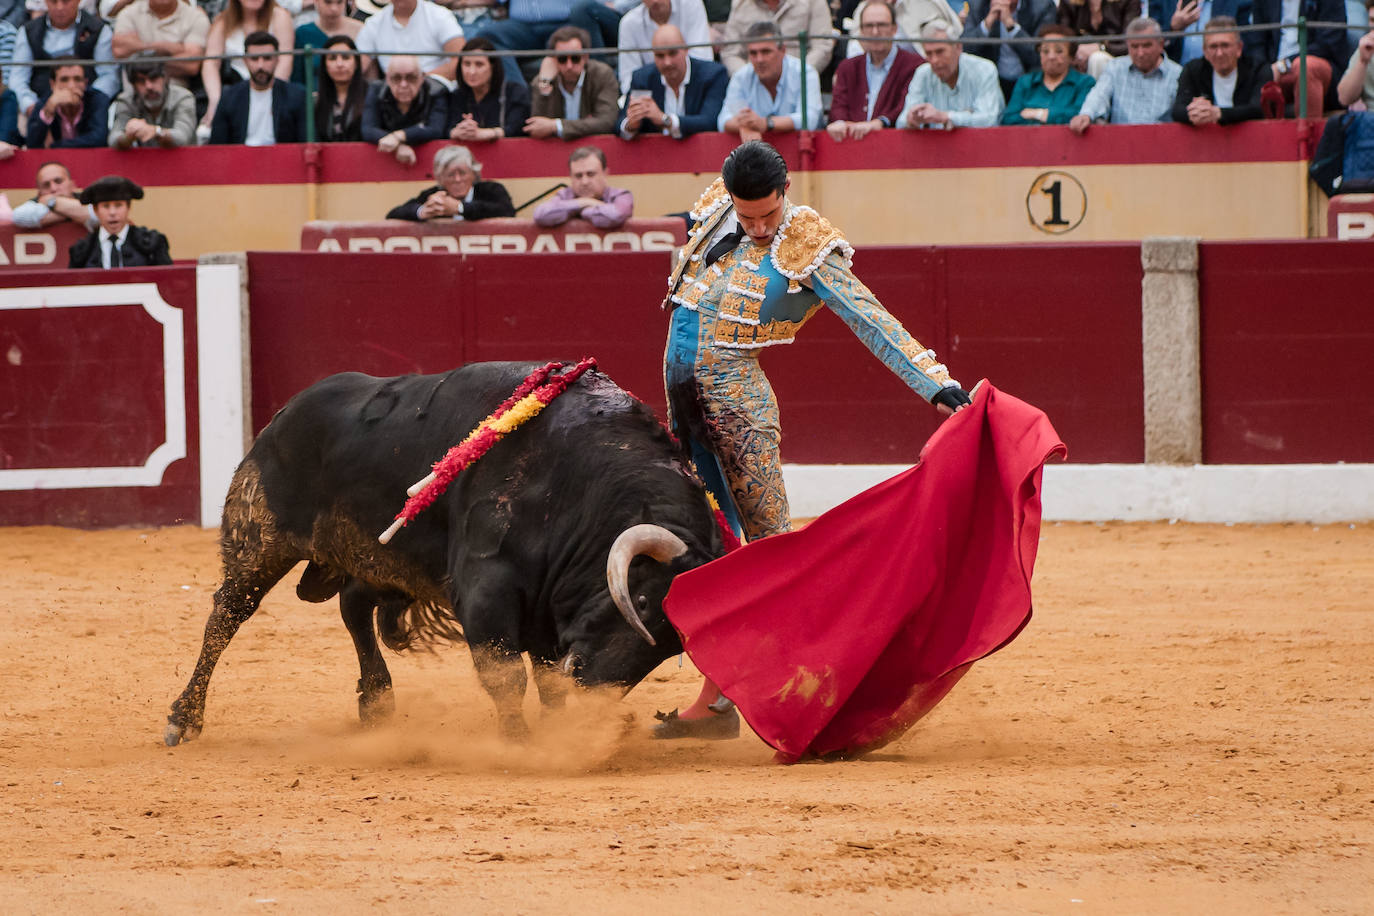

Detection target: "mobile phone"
[630, 89, 652, 101]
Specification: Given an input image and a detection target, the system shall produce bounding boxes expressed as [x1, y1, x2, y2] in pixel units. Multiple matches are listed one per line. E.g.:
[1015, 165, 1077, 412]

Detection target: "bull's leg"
[165, 559, 295, 746]
[530, 659, 569, 712]
[339, 581, 395, 725]
[468, 642, 531, 740]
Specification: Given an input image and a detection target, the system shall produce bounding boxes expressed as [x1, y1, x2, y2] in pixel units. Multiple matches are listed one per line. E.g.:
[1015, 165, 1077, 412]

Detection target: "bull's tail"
[376, 598, 465, 652]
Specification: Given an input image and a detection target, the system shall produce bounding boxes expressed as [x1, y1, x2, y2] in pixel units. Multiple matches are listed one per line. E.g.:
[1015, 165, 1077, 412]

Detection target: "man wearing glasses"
[827, 0, 923, 141]
[209, 31, 306, 145]
[526, 25, 620, 138]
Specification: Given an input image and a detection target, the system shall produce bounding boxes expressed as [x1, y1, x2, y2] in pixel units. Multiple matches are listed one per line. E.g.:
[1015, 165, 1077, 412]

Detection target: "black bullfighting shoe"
[651, 698, 741, 740]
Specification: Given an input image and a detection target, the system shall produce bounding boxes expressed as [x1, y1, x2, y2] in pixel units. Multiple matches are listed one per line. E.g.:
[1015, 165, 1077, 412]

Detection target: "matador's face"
[729, 182, 790, 246]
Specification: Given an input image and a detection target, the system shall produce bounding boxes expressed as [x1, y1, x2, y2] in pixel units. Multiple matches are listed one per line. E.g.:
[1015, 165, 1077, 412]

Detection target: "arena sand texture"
[1, 522, 1370, 914]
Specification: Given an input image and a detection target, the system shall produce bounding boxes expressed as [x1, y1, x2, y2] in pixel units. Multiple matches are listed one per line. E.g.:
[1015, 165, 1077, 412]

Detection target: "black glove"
[931, 386, 972, 411]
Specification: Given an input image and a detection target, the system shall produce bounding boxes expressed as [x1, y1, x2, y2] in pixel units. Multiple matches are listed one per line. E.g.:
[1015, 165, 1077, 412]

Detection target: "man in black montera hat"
[69, 175, 173, 269]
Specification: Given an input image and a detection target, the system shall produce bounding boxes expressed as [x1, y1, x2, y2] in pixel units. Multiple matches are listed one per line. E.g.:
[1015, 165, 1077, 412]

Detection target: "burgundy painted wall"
[246, 245, 1146, 464]
[1199, 240, 1374, 463]
[0, 267, 202, 527]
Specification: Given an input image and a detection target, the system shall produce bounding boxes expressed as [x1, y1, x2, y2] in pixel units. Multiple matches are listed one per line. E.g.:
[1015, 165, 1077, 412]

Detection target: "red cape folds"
[662, 382, 1066, 762]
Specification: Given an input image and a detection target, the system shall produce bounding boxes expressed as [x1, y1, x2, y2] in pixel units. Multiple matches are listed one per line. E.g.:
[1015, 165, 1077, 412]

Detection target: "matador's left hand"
[932, 386, 972, 415]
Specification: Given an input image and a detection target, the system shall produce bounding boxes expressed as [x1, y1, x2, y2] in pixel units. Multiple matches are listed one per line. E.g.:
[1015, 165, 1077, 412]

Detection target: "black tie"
[702, 225, 747, 269]
[108, 236, 123, 268]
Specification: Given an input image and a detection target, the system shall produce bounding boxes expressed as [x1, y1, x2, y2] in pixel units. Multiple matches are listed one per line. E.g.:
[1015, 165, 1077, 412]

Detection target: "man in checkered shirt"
[1069, 17, 1182, 133]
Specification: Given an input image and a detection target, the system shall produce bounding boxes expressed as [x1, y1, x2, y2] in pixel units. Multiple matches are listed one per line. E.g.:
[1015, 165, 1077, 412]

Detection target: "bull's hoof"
[651, 705, 740, 740]
[163, 720, 200, 747]
[358, 688, 396, 726]
[497, 716, 532, 743]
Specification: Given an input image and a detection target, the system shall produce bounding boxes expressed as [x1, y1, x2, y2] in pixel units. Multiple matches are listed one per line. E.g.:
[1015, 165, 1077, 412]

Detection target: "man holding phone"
[617, 23, 729, 138]
[1151, 0, 1245, 62]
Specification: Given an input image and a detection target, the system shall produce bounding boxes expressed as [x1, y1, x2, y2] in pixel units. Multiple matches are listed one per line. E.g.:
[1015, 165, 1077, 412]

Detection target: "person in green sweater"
[1001, 24, 1096, 124]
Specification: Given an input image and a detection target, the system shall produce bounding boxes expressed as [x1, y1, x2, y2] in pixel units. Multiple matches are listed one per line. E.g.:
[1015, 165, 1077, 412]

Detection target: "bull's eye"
[636, 594, 649, 613]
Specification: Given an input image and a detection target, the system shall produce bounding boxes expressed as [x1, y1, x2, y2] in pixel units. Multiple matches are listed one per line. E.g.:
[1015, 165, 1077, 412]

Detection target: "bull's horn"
[606, 524, 688, 646]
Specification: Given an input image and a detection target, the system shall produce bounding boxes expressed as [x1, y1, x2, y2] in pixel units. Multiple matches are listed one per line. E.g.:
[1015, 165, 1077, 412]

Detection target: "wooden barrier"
[0, 221, 89, 271]
[300, 217, 687, 254]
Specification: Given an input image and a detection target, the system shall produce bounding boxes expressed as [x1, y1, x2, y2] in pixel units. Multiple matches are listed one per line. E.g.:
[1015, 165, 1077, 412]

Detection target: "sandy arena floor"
[1, 521, 1370, 914]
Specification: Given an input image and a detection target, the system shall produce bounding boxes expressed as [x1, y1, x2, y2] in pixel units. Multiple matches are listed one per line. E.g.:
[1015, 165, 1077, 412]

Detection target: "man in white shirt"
[208, 31, 307, 144]
[356, 0, 466, 85]
[616, 0, 712, 92]
[10, 160, 98, 230]
[898, 22, 1004, 128]
[67, 174, 172, 268]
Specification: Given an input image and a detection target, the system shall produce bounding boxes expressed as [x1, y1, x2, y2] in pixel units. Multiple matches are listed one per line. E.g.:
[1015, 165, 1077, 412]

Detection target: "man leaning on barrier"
[898, 21, 1005, 128]
[1170, 15, 1265, 124]
[718, 21, 822, 138]
[110, 50, 196, 148]
[1070, 16, 1181, 132]
[617, 23, 729, 138]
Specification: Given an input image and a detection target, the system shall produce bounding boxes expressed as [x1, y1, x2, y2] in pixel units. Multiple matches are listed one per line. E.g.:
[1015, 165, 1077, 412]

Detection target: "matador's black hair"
[721, 141, 788, 201]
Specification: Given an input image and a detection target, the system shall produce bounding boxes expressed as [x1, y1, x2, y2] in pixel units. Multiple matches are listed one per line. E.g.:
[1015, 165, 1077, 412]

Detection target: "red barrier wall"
[246, 244, 1148, 464]
[0, 267, 202, 526]
[1199, 240, 1374, 464]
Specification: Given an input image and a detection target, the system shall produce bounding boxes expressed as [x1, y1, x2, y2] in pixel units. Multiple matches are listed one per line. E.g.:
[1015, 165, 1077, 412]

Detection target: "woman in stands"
[445, 37, 531, 141]
[201, 0, 296, 139]
[292, 0, 363, 84]
[386, 144, 516, 221]
[315, 35, 368, 142]
[1056, 0, 1140, 77]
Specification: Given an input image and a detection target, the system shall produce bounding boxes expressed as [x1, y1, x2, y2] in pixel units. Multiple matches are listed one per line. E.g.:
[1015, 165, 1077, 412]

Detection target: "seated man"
[532, 146, 633, 228]
[386, 145, 516, 221]
[898, 22, 1005, 128]
[526, 26, 621, 139]
[209, 31, 307, 145]
[719, 0, 834, 76]
[1249, 0, 1349, 116]
[616, 0, 712, 93]
[110, 0, 209, 92]
[1337, 0, 1374, 108]
[1170, 16, 1266, 125]
[355, 0, 465, 85]
[362, 54, 449, 165]
[68, 174, 172, 268]
[964, 0, 1058, 99]
[26, 58, 110, 148]
[617, 23, 729, 139]
[1070, 17, 1182, 132]
[827, 0, 923, 141]
[1001, 24, 1095, 124]
[10, 160, 98, 230]
[718, 22, 823, 138]
[109, 51, 196, 148]
[9, 0, 120, 122]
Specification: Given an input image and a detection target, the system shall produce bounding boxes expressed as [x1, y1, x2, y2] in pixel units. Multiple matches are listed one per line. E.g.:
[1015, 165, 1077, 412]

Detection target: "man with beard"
[209, 30, 306, 145]
[68, 174, 172, 269]
[110, 52, 196, 148]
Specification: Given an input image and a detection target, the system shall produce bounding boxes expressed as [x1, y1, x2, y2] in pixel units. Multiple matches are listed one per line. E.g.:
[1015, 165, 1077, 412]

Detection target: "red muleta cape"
[662, 382, 1066, 762]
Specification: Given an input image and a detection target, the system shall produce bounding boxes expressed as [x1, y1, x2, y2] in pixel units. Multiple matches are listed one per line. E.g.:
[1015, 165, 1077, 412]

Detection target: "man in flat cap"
[69, 175, 173, 269]
[110, 51, 197, 148]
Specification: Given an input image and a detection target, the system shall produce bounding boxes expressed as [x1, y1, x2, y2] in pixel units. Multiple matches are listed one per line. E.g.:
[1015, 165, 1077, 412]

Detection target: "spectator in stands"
[719, 0, 834, 75]
[1337, 0, 1374, 107]
[355, 0, 465, 85]
[446, 36, 531, 140]
[26, 58, 109, 147]
[1171, 16, 1266, 124]
[363, 54, 447, 164]
[827, 0, 922, 140]
[11, 160, 99, 229]
[718, 21, 823, 137]
[1, 54, 23, 155]
[201, 0, 295, 140]
[616, 0, 712, 92]
[69, 174, 172, 268]
[209, 30, 307, 143]
[110, 50, 196, 147]
[386, 144, 516, 220]
[469, 0, 576, 84]
[898, 21, 1004, 127]
[1056, 0, 1140, 78]
[965, 0, 1057, 99]
[843, 0, 963, 59]
[526, 25, 620, 138]
[533, 145, 633, 227]
[291, 0, 361, 84]
[1001, 24, 1095, 123]
[618, 23, 728, 138]
[0, 2, 20, 28]
[314, 34, 367, 141]
[9, 0, 120, 121]
[1070, 16, 1181, 132]
[1156, 0, 1245, 64]
[1249, 0, 1349, 116]
[111, 0, 210, 92]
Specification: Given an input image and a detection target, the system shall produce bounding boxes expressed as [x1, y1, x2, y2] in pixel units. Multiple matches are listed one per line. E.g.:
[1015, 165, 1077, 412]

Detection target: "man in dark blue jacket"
[25, 58, 109, 148]
[617, 24, 729, 139]
[964, 0, 1058, 99]
[209, 31, 306, 145]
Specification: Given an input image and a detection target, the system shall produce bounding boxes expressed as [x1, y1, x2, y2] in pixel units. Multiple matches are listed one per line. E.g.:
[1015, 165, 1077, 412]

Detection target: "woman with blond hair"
[200, 0, 296, 137]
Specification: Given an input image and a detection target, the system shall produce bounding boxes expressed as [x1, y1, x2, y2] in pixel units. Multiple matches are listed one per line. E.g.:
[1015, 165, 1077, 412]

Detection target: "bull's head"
[606, 524, 689, 646]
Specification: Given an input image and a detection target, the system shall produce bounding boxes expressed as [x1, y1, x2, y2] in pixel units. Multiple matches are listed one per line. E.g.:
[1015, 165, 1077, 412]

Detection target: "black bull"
[164, 362, 724, 745]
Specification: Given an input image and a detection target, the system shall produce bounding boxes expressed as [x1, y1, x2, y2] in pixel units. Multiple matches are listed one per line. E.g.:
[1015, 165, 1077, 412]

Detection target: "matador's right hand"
[932, 386, 972, 415]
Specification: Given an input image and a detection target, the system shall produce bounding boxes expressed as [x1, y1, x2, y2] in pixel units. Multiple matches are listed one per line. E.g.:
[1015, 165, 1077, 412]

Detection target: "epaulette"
[770, 206, 855, 288]
[688, 177, 730, 224]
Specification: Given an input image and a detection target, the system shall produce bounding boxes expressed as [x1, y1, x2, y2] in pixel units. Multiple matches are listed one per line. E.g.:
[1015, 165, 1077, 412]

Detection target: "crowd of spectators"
[2, 0, 1374, 161]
